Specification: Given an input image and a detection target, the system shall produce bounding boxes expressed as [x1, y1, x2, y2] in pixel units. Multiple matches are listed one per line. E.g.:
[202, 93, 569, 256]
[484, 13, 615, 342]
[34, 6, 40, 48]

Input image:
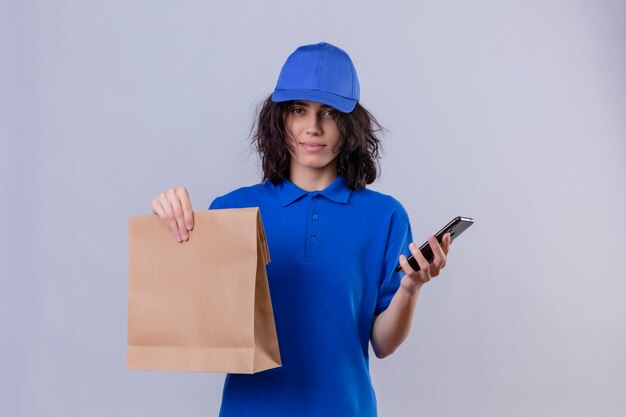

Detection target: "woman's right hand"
[151, 187, 194, 242]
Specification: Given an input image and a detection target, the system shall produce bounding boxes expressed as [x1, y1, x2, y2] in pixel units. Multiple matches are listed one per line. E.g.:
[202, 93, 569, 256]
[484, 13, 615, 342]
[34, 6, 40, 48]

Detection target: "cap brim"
[271, 89, 357, 113]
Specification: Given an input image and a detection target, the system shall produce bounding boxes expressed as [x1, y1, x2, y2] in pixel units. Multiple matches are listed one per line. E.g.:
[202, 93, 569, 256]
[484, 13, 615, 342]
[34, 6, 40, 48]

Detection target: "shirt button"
[312, 213, 318, 220]
[310, 236, 317, 243]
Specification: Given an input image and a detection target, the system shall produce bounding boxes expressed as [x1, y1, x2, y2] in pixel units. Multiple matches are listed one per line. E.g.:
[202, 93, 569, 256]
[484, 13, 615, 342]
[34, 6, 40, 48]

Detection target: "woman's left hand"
[398, 232, 452, 290]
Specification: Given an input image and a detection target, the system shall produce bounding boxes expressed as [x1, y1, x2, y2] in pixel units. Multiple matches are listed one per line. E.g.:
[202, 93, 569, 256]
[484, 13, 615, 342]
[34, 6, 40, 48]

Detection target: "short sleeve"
[375, 206, 414, 315]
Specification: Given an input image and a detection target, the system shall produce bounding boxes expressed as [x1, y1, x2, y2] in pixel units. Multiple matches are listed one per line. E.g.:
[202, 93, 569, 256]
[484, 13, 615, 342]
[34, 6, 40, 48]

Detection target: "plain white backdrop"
[1, 1, 624, 416]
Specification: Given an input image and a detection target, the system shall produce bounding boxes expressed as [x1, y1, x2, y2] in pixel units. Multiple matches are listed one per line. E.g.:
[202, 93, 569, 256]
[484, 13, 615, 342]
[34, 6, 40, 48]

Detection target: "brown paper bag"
[127, 207, 281, 374]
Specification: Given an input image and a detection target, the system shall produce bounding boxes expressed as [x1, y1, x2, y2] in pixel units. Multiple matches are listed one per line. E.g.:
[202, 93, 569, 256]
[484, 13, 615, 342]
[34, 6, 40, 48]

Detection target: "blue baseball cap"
[271, 42, 360, 113]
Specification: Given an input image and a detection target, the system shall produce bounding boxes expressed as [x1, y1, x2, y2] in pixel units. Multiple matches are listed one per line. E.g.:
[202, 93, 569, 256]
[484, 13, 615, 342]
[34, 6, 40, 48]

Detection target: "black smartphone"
[395, 216, 474, 273]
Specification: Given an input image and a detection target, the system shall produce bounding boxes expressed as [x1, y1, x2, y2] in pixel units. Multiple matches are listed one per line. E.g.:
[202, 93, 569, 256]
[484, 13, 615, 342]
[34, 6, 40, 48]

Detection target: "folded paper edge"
[256, 209, 271, 265]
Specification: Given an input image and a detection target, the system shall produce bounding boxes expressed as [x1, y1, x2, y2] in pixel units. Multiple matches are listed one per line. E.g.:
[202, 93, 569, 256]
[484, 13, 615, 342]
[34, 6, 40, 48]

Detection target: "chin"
[301, 159, 334, 170]
[290, 151, 340, 171]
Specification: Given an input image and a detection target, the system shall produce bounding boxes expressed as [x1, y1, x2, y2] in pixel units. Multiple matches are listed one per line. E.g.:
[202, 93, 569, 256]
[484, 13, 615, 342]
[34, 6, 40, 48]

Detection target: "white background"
[1, 1, 625, 416]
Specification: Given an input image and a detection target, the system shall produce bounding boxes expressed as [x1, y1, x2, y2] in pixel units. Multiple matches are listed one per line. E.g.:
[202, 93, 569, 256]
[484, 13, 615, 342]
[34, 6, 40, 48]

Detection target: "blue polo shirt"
[208, 175, 413, 417]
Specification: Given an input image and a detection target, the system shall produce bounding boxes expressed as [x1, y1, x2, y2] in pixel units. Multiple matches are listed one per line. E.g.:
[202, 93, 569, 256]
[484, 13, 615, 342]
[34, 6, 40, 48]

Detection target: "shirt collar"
[273, 175, 353, 207]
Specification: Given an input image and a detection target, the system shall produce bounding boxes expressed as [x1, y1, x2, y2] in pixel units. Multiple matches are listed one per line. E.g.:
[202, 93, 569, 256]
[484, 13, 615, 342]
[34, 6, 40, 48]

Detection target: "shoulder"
[351, 187, 409, 219]
[350, 187, 412, 240]
[208, 181, 275, 210]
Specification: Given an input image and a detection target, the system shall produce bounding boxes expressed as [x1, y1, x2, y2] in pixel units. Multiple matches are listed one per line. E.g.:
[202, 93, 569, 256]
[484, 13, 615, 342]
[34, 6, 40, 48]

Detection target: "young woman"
[150, 42, 452, 417]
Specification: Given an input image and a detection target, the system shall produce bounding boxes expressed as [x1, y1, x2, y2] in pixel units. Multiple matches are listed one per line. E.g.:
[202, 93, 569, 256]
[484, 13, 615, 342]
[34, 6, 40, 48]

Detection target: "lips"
[300, 142, 325, 152]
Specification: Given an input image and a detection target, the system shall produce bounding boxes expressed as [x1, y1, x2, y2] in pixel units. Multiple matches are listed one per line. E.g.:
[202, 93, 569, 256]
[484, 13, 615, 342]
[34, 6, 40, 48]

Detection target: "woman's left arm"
[370, 233, 452, 359]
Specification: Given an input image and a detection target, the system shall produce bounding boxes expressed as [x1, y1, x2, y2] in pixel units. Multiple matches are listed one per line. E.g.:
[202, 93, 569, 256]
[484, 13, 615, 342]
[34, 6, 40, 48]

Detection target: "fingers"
[440, 233, 451, 268]
[398, 254, 418, 278]
[429, 235, 446, 274]
[152, 187, 194, 242]
[408, 242, 430, 273]
[176, 187, 194, 233]
[398, 242, 431, 285]
[167, 188, 190, 241]
[158, 193, 182, 241]
[441, 232, 451, 254]
[398, 233, 452, 286]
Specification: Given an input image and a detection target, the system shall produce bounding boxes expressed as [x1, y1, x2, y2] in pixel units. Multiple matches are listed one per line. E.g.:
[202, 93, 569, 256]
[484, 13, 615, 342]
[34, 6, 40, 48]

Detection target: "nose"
[306, 113, 322, 136]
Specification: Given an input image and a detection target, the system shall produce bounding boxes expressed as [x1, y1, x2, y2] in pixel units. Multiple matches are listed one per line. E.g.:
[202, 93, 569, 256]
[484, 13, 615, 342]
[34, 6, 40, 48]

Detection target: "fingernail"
[177, 234, 182, 242]
[183, 233, 188, 240]
[187, 224, 192, 230]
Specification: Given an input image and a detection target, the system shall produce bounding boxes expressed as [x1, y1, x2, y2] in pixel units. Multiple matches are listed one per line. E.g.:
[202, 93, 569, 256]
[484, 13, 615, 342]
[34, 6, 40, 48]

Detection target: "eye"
[290, 107, 305, 115]
[322, 109, 335, 117]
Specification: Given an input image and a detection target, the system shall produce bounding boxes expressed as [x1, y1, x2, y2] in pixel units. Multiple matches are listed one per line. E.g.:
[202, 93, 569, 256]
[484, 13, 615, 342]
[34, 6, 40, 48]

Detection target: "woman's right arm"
[151, 187, 194, 242]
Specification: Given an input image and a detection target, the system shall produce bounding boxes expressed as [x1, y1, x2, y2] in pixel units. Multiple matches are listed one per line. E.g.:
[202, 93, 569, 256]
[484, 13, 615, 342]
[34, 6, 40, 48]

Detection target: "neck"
[289, 164, 338, 191]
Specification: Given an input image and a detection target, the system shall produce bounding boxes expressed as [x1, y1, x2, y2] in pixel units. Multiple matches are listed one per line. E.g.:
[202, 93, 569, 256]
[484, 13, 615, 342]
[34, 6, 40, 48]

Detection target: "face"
[284, 100, 342, 177]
